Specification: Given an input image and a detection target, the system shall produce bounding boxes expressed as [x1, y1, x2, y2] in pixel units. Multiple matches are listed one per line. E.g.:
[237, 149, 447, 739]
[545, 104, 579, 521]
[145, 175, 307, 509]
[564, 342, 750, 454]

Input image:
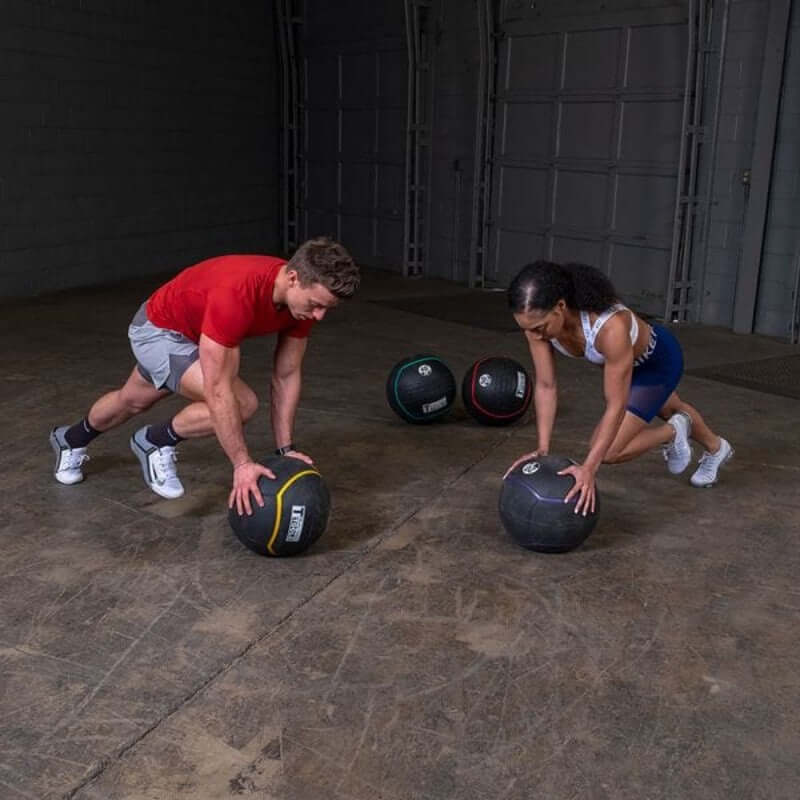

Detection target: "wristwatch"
[275, 443, 296, 456]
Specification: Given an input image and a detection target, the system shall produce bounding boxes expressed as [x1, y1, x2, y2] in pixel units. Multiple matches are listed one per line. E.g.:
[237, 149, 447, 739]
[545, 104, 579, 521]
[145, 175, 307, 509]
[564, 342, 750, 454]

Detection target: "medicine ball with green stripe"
[228, 456, 330, 557]
[386, 354, 456, 424]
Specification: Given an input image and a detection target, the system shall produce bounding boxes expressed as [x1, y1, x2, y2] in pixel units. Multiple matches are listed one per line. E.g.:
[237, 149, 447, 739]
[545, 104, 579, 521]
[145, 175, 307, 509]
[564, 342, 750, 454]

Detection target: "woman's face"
[514, 300, 567, 340]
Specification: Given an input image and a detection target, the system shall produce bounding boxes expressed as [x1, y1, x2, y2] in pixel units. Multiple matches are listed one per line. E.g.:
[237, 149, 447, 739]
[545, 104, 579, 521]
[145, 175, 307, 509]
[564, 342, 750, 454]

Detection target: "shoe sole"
[50, 429, 84, 485]
[130, 435, 185, 499]
[691, 447, 735, 488]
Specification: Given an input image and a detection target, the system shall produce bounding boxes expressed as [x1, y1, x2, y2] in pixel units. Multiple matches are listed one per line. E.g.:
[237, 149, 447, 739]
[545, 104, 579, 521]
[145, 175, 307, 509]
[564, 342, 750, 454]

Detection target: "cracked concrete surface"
[1, 269, 799, 799]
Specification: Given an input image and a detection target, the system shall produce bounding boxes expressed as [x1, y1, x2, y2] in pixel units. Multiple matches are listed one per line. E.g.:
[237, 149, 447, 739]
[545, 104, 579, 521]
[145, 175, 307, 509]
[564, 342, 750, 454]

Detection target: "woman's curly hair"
[507, 260, 618, 314]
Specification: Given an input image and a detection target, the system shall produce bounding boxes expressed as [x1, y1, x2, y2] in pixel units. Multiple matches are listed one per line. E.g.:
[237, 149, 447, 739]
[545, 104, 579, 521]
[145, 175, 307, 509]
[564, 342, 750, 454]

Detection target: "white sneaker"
[663, 412, 693, 475]
[130, 426, 184, 499]
[50, 426, 89, 485]
[690, 438, 734, 488]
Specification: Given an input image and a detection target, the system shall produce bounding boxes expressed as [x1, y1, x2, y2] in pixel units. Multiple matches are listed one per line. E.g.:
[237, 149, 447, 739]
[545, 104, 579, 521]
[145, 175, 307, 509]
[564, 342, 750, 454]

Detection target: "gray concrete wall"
[2, 0, 796, 336]
[0, 0, 280, 297]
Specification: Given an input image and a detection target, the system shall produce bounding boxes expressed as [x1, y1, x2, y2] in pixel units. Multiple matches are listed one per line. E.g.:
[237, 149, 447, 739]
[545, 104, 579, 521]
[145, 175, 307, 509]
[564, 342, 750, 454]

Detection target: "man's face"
[285, 272, 339, 321]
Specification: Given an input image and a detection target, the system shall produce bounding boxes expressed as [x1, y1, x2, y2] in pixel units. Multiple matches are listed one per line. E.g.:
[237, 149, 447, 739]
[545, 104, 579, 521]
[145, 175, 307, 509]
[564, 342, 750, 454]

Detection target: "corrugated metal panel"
[300, 0, 407, 270]
[754, 0, 800, 338]
[488, 3, 689, 316]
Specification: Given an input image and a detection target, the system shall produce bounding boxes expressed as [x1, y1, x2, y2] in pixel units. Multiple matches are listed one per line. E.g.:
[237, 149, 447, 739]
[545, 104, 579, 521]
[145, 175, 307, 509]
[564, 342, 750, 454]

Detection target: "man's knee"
[120, 389, 159, 414]
[238, 387, 259, 421]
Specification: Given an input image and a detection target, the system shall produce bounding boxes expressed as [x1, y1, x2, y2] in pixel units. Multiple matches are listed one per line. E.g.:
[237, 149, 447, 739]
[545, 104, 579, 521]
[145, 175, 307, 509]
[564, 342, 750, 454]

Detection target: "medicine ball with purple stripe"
[462, 357, 531, 426]
[386, 355, 456, 424]
[499, 455, 599, 553]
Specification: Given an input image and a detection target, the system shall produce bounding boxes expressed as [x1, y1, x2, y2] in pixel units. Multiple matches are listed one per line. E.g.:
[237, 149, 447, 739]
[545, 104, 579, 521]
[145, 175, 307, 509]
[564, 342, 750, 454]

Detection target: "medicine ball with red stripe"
[462, 356, 532, 426]
[228, 456, 330, 557]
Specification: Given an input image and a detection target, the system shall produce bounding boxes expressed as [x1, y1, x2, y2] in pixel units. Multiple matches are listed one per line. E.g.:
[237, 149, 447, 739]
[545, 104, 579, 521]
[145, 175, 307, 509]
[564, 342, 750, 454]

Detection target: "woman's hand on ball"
[503, 450, 546, 479]
[558, 462, 597, 516]
[285, 450, 314, 465]
[229, 461, 276, 516]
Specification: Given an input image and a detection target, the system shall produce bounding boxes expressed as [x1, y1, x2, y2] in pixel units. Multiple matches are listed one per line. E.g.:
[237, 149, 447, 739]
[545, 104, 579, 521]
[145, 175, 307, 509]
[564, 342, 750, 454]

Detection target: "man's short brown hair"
[288, 236, 360, 299]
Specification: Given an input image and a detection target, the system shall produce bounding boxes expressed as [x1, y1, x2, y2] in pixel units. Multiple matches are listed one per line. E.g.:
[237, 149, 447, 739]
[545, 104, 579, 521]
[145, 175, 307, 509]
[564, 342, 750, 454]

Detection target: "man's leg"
[129, 360, 258, 499]
[89, 366, 171, 430]
[51, 367, 168, 485]
[170, 360, 259, 437]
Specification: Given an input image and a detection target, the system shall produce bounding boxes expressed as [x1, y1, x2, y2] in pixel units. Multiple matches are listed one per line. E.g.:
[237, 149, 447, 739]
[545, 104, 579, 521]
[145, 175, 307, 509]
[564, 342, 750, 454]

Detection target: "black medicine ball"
[499, 454, 599, 553]
[386, 354, 456, 424]
[228, 456, 331, 557]
[462, 356, 532, 426]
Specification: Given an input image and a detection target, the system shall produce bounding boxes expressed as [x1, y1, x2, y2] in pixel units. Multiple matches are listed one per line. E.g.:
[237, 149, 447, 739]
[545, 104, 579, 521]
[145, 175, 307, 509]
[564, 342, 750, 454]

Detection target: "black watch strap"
[275, 443, 296, 456]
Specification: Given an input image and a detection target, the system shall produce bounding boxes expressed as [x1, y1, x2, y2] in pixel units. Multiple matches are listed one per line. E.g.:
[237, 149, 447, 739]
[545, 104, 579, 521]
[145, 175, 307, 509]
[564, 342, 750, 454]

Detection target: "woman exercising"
[506, 260, 733, 515]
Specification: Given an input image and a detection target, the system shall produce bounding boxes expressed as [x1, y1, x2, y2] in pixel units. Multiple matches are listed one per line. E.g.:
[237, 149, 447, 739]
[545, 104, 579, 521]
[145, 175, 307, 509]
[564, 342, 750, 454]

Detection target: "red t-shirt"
[146, 255, 315, 347]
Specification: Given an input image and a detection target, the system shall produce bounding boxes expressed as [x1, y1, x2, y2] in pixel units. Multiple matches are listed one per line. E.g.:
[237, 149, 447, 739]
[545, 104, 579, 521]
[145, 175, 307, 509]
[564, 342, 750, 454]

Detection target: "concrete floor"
[2, 269, 800, 800]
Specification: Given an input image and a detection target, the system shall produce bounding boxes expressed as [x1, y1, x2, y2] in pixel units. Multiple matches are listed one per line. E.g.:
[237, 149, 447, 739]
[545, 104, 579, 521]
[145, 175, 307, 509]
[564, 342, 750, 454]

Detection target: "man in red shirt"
[50, 237, 359, 515]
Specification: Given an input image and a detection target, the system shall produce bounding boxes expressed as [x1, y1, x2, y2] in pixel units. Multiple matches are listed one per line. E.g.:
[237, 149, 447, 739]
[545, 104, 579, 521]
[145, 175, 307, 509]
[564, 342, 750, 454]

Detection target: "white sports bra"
[550, 303, 639, 365]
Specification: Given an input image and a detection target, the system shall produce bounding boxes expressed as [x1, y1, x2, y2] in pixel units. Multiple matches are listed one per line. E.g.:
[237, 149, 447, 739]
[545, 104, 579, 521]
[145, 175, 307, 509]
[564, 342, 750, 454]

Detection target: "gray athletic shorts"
[128, 303, 199, 393]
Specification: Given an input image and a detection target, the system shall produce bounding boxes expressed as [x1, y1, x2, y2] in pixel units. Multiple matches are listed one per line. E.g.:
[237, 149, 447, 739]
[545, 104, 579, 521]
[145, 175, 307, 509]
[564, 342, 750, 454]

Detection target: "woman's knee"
[602, 448, 625, 465]
[658, 392, 681, 420]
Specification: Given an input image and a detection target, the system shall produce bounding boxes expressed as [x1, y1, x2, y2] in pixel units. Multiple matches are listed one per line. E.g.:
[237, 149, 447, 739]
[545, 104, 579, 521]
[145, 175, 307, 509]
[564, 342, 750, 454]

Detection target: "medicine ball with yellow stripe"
[228, 456, 331, 557]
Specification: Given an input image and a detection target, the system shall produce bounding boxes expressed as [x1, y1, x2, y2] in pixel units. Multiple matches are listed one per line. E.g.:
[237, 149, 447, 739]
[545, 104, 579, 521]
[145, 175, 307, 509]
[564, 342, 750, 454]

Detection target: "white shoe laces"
[695, 448, 723, 474]
[153, 447, 178, 485]
[62, 450, 89, 470]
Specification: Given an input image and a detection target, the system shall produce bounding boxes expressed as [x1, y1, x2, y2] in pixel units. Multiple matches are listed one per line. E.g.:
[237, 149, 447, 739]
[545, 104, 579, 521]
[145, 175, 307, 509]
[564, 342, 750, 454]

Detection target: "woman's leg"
[600, 411, 674, 464]
[658, 391, 721, 453]
[660, 390, 733, 486]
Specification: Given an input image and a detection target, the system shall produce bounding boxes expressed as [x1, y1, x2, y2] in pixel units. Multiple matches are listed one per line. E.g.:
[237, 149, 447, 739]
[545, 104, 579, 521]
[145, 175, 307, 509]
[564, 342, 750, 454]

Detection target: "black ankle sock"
[145, 421, 184, 448]
[64, 417, 102, 448]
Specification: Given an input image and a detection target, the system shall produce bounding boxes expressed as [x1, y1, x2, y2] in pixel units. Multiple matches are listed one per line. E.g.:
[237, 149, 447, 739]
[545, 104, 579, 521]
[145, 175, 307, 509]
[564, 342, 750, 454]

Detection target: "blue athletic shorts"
[627, 324, 684, 422]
